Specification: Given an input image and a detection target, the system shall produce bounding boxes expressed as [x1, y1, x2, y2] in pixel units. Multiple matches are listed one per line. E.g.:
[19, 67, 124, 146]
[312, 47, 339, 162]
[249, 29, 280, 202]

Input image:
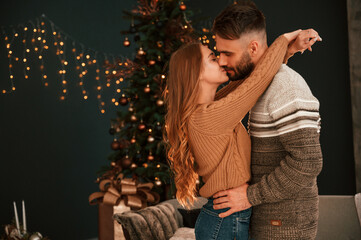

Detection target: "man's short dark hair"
[212, 1, 266, 40]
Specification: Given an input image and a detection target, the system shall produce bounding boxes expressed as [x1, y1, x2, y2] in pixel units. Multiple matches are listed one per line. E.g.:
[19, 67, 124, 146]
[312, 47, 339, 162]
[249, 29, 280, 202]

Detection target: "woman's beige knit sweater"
[188, 35, 290, 198]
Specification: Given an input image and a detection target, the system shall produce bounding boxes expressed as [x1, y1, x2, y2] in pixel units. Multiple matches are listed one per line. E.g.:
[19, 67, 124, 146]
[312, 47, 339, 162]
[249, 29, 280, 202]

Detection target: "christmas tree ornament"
[121, 155, 132, 168]
[138, 47, 145, 56]
[123, 37, 130, 47]
[179, 2, 187, 11]
[119, 95, 128, 106]
[135, 151, 142, 161]
[134, 33, 141, 42]
[111, 140, 120, 150]
[130, 163, 138, 170]
[147, 135, 155, 142]
[130, 136, 137, 144]
[130, 114, 138, 122]
[109, 127, 116, 135]
[148, 59, 156, 65]
[138, 122, 146, 131]
[156, 20, 163, 28]
[156, 41, 163, 48]
[130, 24, 137, 33]
[156, 99, 164, 106]
[144, 84, 151, 93]
[156, 122, 162, 131]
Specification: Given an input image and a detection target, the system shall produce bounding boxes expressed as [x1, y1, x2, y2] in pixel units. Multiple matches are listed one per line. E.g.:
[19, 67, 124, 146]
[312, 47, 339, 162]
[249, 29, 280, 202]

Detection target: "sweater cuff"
[246, 183, 263, 206]
[283, 51, 294, 64]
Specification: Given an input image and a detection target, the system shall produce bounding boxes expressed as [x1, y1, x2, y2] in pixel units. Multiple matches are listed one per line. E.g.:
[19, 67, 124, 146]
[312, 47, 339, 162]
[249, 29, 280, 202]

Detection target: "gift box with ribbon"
[89, 173, 160, 240]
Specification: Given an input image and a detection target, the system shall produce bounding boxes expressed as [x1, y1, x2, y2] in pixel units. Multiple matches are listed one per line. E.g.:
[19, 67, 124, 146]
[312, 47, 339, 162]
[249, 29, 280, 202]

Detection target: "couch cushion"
[316, 195, 361, 239]
[113, 202, 179, 240]
[170, 227, 195, 240]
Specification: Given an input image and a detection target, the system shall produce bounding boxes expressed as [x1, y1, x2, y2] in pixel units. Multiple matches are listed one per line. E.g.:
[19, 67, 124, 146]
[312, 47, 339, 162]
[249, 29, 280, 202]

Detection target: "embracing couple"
[164, 1, 323, 239]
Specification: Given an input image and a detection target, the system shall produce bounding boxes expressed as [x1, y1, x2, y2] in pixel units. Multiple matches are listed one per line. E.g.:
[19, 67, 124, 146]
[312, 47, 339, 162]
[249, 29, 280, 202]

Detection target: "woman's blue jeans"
[195, 198, 252, 240]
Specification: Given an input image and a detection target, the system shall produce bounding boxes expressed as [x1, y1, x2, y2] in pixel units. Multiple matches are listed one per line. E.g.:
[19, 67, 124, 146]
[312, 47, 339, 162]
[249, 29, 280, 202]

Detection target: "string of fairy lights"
[0, 14, 128, 114]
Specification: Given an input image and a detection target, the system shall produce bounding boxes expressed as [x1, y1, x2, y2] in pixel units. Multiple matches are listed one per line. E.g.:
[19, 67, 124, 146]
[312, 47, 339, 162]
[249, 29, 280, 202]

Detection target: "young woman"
[163, 29, 319, 239]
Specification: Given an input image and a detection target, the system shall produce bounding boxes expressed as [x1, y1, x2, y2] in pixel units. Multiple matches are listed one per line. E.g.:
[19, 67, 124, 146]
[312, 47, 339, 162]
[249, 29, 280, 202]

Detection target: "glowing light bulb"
[97, 86, 102, 90]
[81, 63, 85, 67]
[84, 95, 88, 100]
[38, 55, 42, 59]
[112, 70, 117, 74]
[26, 67, 30, 71]
[86, 55, 90, 59]
[24, 27, 28, 31]
[10, 75, 13, 79]
[62, 80, 67, 84]
[63, 89, 67, 93]
[101, 109, 105, 114]
[2, 90, 6, 94]
[117, 89, 121, 93]
[26, 49, 30, 52]
[12, 87, 16, 91]
[53, 32, 56, 35]
[23, 58, 27, 62]
[60, 42, 64, 46]
[43, 75, 47, 79]
[115, 102, 119, 106]
[44, 82, 49, 86]
[92, 60, 96, 63]
[64, 61, 68, 65]
[25, 75, 28, 79]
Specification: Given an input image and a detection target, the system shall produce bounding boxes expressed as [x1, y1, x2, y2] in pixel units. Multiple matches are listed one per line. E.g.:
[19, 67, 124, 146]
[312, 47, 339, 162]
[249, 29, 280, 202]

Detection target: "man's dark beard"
[227, 51, 255, 81]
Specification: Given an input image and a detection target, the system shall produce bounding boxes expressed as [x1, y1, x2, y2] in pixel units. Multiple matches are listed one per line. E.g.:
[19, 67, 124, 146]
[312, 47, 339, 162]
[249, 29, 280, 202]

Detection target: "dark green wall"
[0, 0, 354, 239]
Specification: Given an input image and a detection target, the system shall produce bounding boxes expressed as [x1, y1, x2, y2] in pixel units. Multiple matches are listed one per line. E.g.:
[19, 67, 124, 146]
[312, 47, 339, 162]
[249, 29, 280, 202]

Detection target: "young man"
[211, 2, 323, 239]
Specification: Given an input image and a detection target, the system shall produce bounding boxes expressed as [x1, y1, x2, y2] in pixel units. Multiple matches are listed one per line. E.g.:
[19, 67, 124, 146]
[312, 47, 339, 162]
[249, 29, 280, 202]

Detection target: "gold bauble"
[156, 99, 164, 106]
[123, 37, 130, 47]
[144, 84, 151, 93]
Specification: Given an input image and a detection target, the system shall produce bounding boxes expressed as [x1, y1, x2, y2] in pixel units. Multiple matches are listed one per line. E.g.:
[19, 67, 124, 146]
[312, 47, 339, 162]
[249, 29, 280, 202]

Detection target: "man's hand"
[212, 183, 252, 218]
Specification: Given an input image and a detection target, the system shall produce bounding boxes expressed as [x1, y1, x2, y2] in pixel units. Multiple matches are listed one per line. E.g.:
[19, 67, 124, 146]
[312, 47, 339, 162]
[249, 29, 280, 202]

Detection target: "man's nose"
[218, 55, 227, 67]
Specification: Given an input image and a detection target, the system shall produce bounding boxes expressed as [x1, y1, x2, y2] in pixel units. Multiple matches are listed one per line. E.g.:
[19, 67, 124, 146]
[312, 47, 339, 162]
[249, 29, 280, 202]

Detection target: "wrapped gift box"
[98, 200, 131, 240]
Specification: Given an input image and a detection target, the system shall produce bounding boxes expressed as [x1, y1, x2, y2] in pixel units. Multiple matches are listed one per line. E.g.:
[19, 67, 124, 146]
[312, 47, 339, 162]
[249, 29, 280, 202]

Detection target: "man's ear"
[248, 40, 259, 57]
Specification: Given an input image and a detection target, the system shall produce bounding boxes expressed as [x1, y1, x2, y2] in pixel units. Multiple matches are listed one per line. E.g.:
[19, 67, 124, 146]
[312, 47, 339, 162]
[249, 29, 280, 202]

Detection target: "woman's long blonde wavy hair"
[163, 42, 203, 209]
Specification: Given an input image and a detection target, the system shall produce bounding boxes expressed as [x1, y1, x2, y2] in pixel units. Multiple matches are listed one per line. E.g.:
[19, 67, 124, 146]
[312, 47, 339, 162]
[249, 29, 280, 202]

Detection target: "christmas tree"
[100, 0, 214, 202]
